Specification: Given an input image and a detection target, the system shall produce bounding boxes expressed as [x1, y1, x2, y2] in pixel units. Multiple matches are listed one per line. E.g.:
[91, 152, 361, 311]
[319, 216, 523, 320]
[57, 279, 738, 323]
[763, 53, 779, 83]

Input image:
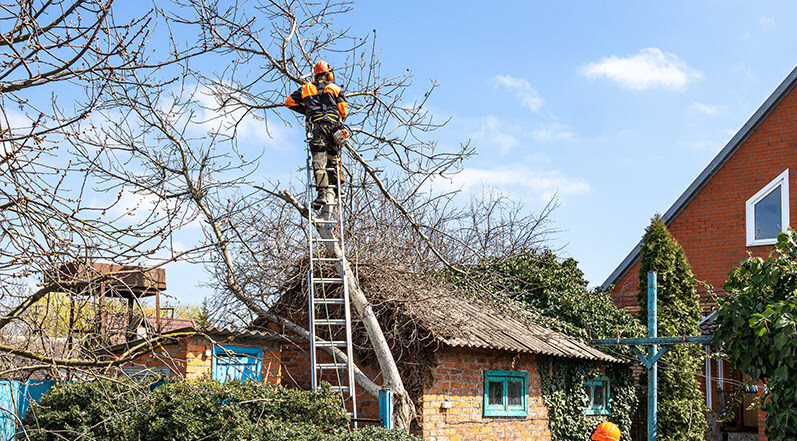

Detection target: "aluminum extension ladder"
[305, 136, 358, 423]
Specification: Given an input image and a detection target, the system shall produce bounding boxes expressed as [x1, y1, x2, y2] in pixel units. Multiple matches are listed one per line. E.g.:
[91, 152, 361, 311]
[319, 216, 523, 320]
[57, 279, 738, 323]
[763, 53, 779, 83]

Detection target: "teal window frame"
[483, 370, 528, 417]
[212, 345, 263, 383]
[584, 376, 611, 415]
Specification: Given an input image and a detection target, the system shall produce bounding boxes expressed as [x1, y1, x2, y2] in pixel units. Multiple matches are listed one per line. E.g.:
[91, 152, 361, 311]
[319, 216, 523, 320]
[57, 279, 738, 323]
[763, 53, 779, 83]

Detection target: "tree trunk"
[314, 204, 416, 430]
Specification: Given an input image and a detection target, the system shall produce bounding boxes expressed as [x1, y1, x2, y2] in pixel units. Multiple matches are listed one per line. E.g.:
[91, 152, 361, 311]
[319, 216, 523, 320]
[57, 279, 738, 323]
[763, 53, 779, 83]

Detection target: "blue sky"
[166, 1, 797, 305]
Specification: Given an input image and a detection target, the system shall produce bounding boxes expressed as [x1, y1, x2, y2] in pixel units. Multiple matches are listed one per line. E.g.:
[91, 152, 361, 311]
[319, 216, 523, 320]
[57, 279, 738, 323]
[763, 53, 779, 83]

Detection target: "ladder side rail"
[336, 154, 358, 421]
[306, 152, 319, 390]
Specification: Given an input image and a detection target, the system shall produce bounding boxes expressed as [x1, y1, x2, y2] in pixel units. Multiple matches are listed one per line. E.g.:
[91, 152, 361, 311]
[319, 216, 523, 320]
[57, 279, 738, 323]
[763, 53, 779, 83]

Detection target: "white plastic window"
[746, 169, 789, 246]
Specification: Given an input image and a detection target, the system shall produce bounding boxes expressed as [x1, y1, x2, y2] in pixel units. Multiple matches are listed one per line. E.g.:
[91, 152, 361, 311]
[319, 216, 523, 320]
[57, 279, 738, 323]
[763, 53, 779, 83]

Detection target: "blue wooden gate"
[0, 380, 56, 441]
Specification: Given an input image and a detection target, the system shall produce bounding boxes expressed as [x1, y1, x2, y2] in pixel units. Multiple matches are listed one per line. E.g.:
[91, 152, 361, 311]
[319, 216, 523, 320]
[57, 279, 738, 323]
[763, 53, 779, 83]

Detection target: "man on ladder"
[284, 60, 349, 209]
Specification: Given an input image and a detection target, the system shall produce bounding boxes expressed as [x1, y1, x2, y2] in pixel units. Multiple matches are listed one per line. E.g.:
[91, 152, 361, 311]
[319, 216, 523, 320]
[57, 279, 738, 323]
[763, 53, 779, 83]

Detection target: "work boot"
[312, 190, 326, 210]
[312, 189, 335, 209]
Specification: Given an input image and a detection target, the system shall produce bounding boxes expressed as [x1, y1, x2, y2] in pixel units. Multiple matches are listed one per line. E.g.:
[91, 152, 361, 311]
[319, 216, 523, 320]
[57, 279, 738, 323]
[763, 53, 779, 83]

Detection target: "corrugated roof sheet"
[411, 293, 621, 363]
[201, 326, 288, 343]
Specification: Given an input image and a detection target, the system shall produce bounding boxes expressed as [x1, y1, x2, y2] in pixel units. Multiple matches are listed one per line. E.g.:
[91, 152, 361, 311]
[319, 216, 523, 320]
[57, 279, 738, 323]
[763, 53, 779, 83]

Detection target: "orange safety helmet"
[591, 422, 621, 441]
[313, 60, 331, 75]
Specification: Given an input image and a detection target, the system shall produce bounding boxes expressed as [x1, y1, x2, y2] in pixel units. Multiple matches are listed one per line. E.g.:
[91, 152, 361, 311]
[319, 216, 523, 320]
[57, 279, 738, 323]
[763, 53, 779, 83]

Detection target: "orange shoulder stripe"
[301, 82, 318, 99]
[324, 83, 341, 97]
[285, 96, 300, 107]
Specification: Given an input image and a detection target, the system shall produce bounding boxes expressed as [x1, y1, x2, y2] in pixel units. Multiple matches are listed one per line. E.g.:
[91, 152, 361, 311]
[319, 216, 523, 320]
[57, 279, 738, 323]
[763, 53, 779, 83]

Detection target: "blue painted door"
[0, 381, 20, 441]
[212, 345, 263, 383]
[0, 380, 56, 441]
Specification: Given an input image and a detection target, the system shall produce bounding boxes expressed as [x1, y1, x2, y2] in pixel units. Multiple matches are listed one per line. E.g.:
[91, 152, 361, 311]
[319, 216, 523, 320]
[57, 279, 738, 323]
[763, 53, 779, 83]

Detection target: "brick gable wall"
[606, 76, 797, 441]
[610, 83, 797, 315]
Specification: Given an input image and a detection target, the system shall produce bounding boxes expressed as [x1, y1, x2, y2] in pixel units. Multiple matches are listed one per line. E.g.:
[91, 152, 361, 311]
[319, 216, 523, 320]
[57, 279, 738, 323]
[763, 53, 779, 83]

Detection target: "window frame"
[212, 345, 263, 383]
[584, 376, 611, 416]
[746, 169, 789, 246]
[483, 370, 528, 418]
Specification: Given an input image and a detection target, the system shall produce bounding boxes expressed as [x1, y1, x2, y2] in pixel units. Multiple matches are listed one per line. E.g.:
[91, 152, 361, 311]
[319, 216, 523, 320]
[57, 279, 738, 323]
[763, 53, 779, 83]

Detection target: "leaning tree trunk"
[312, 203, 415, 430]
[272, 190, 416, 430]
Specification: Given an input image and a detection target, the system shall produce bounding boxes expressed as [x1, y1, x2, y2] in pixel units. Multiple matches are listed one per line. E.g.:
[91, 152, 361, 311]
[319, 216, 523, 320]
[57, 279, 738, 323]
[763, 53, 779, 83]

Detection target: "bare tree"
[0, 0, 215, 376]
[65, 0, 561, 431]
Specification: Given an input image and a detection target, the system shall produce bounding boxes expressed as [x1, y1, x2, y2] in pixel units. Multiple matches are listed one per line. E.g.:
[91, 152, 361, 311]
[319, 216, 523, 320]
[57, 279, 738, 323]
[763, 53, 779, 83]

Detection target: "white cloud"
[435, 165, 591, 203]
[194, 84, 285, 145]
[691, 102, 719, 116]
[581, 48, 703, 90]
[471, 117, 575, 154]
[760, 17, 775, 29]
[532, 122, 575, 142]
[492, 75, 545, 111]
[104, 190, 201, 230]
[471, 116, 519, 154]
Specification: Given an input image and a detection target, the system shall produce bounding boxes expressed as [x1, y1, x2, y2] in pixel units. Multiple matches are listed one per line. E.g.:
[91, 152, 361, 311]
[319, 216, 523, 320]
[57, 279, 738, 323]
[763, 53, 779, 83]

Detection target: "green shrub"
[21, 378, 418, 441]
[638, 217, 707, 441]
[345, 426, 421, 441]
[19, 378, 151, 441]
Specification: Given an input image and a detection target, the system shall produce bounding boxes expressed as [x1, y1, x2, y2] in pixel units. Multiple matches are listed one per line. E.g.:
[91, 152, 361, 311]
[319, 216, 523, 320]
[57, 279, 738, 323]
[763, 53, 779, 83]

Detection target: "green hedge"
[20, 378, 419, 441]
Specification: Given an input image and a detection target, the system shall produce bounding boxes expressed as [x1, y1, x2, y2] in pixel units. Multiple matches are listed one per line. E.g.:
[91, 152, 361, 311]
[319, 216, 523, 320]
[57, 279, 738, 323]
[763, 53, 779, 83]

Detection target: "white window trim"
[746, 169, 789, 246]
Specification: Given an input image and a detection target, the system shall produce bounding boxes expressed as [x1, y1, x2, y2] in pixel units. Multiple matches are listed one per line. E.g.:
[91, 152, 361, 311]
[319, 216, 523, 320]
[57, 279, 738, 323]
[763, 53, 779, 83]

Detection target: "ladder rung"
[330, 385, 351, 393]
[311, 219, 339, 224]
[314, 298, 345, 305]
[316, 341, 348, 348]
[315, 319, 347, 326]
[312, 278, 344, 284]
[315, 238, 341, 243]
[312, 257, 344, 262]
[316, 363, 348, 370]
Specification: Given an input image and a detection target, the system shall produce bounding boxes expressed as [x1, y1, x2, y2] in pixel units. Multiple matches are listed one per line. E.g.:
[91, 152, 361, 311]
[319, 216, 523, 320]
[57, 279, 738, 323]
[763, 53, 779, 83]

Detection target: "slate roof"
[602, 65, 797, 290]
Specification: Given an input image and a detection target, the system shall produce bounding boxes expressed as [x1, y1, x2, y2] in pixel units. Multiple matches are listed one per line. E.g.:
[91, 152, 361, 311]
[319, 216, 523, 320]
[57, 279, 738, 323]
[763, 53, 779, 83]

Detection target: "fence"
[0, 380, 56, 441]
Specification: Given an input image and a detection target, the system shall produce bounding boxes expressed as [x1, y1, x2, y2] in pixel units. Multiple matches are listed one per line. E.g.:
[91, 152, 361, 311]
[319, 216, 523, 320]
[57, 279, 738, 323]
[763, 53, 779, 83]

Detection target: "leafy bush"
[21, 378, 419, 441]
[715, 230, 797, 441]
[447, 250, 639, 441]
[447, 249, 642, 341]
[19, 378, 148, 441]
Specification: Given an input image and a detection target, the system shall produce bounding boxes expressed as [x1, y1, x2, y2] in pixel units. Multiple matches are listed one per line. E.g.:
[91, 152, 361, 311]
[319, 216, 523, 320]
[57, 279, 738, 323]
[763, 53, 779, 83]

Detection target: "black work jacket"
[284, 79, 348, 122]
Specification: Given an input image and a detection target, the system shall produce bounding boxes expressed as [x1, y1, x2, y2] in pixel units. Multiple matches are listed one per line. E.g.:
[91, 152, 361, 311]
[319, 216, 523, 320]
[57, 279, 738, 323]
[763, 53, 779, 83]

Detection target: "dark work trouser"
[309, 120, 341, 194]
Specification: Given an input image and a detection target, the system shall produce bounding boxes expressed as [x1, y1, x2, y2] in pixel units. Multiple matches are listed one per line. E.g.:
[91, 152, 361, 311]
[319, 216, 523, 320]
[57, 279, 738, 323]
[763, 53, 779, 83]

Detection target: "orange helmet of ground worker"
[592, 422, 621, 441]
[313, 60, 331, 75]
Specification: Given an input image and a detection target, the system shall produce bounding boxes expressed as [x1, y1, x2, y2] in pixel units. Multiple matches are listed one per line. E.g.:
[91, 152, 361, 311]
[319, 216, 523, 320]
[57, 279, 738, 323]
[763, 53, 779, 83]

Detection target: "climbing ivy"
[539, 358, 635, 441]
[714, 230, 797, 441]
[447, 250, 640, 440]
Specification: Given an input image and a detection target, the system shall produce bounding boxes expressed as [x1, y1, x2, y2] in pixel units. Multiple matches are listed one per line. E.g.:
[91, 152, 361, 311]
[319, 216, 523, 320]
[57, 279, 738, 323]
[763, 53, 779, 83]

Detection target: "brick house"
[263, 270, 627, 440]
[106, 323, 285, 385]
[602, 66, 797, 441]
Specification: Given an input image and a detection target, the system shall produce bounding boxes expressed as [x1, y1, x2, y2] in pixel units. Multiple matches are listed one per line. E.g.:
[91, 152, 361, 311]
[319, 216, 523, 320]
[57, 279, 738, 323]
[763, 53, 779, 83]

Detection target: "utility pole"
[592, 272, 712, 441]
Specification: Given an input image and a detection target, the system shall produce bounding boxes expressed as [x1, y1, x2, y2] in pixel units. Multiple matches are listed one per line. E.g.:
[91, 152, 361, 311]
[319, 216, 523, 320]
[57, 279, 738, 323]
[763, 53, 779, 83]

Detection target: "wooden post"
[648, 271, 658, 441]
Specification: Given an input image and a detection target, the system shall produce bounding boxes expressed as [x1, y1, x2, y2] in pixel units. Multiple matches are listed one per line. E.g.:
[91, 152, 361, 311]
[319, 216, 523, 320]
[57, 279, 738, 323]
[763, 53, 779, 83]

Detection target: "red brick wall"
[119, 336, 281, 384]
[280, 341, 380, 420]
[609, 84, 797, 316]
[420, 347, 550, 441]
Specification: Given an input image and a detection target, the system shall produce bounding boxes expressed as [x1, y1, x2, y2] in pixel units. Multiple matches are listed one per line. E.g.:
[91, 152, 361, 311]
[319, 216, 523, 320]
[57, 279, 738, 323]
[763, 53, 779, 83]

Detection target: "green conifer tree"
[638, 216, 707, 441]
